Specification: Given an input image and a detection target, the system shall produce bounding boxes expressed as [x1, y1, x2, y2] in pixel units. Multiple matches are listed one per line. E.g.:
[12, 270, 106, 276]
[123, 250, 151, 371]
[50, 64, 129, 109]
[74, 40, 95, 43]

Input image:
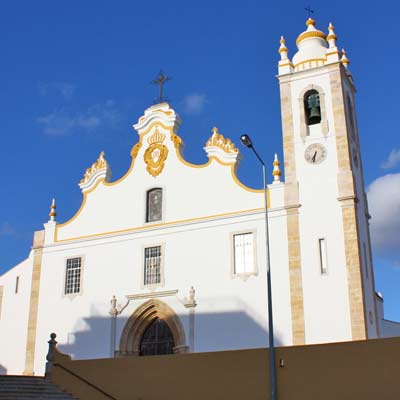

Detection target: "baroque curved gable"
[56, 103, 268, 242]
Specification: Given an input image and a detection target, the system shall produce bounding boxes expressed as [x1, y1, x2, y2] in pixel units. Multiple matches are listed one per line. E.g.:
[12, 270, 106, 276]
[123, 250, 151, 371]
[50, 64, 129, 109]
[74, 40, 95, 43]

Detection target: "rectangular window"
[318, 238, 328, 275]
[146, 188, 163, 223]
[363, 242, 369, 279]
[233, 233, 255, 275]
[15, 276, 19, 294]
[144, 246, 162, 285]
[65, 257, 82, 294]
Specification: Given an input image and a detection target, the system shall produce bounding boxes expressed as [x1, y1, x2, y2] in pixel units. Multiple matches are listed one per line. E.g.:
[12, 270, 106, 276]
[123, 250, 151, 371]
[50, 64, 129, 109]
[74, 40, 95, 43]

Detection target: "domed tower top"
[292, 18, 327, 69]
[278, 18, 349, 75]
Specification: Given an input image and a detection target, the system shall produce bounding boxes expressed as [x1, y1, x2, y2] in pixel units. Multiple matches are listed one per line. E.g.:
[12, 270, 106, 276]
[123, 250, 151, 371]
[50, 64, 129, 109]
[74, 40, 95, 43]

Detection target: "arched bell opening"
[304, 90, 321, 125]
[118, 299, 188, 357]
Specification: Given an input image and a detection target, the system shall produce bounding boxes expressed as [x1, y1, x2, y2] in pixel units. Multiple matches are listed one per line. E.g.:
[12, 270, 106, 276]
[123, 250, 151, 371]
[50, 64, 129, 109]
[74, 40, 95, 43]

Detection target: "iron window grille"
[144, 246, 162, 285]
[65, 257, 82, 294]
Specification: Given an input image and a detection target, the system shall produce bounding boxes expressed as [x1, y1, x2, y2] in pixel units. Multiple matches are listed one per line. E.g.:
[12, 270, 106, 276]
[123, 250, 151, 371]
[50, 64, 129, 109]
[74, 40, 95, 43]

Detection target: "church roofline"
[55, 103, 267, 237]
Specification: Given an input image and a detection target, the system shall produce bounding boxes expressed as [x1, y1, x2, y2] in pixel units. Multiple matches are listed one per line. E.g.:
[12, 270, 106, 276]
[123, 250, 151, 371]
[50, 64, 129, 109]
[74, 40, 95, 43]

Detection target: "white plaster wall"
[56, 121, 268, 242]
[2, 92, 377, 376]
[33, 206, 291, 376]
[26, 105, 293, 375]
[0, 257, 33, 375]
[288, 69, 352, 343]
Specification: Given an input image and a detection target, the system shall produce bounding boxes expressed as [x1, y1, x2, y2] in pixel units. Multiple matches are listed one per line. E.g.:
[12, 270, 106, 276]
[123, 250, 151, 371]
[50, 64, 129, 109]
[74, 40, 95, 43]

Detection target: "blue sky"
[1, 1, 399, 321]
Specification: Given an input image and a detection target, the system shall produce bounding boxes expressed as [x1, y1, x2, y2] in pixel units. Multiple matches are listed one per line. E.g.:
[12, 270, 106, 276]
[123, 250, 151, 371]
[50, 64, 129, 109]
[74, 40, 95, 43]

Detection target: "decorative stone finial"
[204, 127, 240, 165]
[306, 17, 315, 26]
[325, 22, 340, 63]
[46, 333, 57, 361]
[327, 22, 337, 48]
[341, 48, 350, 67]
[278, 36, 293, 74]
[272, 153, 281, 184]
[45, 333, 57, 378]
[206, 127, 238, 153]
[48, 198, 56, 222]
[79, 151, 111, 193]
[278, 36, 289, 60]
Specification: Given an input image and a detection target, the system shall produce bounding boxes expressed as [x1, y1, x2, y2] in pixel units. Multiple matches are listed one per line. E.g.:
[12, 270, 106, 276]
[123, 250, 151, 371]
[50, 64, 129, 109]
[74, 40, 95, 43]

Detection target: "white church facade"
[1, 18, 398, 376]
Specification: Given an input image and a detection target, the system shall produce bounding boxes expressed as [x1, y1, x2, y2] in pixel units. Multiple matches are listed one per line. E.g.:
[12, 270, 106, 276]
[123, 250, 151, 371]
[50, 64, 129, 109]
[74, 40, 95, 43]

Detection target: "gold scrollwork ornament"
[144, 143, 169, 177]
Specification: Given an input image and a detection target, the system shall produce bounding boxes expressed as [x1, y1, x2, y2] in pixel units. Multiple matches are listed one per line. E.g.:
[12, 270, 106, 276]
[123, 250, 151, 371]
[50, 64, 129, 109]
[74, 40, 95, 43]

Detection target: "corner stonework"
[23, 230, 45, 376]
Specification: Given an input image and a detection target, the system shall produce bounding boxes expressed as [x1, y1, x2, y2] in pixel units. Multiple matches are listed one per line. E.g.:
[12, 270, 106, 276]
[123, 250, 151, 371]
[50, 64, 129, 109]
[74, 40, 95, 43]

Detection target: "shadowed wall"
[51, 337, 400, 400]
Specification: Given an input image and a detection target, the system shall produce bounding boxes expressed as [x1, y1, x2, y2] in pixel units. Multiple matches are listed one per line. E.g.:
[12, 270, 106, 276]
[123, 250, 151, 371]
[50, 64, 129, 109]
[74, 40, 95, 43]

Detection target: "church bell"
[306, 92, 321, 125]
[308, 105, 321, 120]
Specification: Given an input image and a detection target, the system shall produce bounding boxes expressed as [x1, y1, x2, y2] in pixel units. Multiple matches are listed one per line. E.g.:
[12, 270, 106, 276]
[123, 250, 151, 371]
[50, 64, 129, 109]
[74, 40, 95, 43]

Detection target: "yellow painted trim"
[104, 157, 137, 187]
[57, 120, 263, 234]
[279, 62, 293, 68]
[174, 147, 211, 169]
[296, 30, 326, 46]
[136, 121, 175, 139]
[55, 207, 266, 243]
[229, 165, 263, 193]
[294, 58, 326, 68]
[104, 121, 175, 187]
[306, 17, 315, 26]
[56, 178, 105, 229]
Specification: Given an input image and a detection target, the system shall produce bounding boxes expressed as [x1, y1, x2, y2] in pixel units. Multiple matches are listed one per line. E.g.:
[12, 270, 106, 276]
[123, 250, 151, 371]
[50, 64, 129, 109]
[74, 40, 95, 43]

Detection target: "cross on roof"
[152, 70, 171, 104]
[305, 5, 314, 18]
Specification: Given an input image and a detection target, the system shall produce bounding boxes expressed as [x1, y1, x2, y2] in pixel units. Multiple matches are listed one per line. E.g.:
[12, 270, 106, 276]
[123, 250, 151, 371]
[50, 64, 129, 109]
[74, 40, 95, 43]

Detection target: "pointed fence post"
[45, 333, 57, 379]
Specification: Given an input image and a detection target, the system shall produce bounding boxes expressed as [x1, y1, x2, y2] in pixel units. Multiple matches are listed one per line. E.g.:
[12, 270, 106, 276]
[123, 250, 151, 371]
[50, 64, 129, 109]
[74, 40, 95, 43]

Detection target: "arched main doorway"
[118, 299, 188, 356]
[140, 318, 175, 356]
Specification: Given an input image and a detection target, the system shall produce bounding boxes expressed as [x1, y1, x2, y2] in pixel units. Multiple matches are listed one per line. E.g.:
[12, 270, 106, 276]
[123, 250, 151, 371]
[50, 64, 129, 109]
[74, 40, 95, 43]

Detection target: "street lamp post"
[240, 134, 277, 400]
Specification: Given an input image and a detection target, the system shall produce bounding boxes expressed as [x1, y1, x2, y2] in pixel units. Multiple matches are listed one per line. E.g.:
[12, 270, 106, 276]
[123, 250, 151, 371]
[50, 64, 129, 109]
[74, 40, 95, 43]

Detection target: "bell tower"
[277, 18, 379, 344]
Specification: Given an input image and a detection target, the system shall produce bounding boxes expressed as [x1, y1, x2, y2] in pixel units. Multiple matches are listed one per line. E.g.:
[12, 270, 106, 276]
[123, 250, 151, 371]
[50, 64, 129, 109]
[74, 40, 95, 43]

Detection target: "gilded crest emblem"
[144, 128, 169, 177]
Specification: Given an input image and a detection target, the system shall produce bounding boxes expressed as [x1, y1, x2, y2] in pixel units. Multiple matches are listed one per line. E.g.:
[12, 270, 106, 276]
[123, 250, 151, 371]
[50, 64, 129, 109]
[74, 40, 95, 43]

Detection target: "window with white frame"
[146, 188, 163, 223]
[144, 246, 162, 285]
[318, 238, 328, 275]
[233, 232, 255, 275]
[65, 257, 82, 294]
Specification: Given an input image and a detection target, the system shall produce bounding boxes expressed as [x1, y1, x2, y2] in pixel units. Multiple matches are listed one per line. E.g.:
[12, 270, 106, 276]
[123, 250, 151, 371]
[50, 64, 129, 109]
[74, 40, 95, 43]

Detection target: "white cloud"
[381, 148, 400, 170]
[37, 100, 120, 136]
[37, 111, 76, 135]
[0, 222, 16, 237]
[367, 173, 400, 255]
[182, 93, 207, 114]
[38, 82, 76, 100]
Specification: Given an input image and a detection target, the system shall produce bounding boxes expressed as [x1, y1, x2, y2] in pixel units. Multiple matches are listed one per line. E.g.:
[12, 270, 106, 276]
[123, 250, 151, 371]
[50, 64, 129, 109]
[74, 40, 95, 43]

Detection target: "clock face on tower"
[304, 143, 327, 165]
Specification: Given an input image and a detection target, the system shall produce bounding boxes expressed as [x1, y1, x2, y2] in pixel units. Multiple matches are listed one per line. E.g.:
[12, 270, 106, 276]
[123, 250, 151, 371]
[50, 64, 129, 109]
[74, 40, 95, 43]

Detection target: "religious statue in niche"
[147, 188, 163, 222]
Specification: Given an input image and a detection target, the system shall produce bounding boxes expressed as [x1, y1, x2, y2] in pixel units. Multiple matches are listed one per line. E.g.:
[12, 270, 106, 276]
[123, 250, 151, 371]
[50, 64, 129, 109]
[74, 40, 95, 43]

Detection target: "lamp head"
[240, 134, 253, 148]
